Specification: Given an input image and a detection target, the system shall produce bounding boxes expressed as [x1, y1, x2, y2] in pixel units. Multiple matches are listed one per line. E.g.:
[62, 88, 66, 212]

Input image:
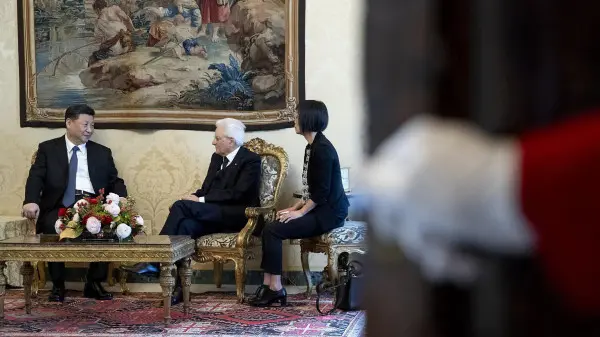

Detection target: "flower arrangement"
[54, 189, 144, 241]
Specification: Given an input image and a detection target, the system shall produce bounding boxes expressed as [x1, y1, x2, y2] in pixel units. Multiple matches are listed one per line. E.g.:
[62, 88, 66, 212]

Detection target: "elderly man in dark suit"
[126, 117, 261, 304]
[22, 104, 127, 303]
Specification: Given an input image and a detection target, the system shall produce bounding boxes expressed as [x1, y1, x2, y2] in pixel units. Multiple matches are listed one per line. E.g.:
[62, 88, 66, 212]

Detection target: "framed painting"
[18, 0, 304, 131]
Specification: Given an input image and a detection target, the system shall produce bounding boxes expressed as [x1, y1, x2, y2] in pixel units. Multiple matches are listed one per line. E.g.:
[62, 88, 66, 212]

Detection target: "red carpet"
[1, 290, 365, 336]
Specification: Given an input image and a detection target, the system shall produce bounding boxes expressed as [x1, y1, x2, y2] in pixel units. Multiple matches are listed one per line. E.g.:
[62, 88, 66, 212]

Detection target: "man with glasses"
[22, 104, 127, 303]
[125, 118, 262, 305]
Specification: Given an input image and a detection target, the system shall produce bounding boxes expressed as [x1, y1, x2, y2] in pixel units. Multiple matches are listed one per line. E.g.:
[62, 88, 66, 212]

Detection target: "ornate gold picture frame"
[18, 0, 304, 131]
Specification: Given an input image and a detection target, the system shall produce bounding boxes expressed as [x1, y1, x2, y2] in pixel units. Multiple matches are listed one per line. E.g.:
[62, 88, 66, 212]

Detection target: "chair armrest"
[236, 206, 276, 247]
[244, 206, 276, 219]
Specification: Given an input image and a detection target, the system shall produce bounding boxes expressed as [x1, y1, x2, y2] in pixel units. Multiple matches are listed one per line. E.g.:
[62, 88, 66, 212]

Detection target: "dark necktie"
[222, 156, 229, 170]
[62, 146, 79, 207]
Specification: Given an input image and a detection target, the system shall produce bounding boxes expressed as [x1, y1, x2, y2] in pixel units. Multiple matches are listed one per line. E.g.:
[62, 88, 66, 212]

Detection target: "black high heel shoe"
[249, 288, 287, 307]
[247, 284, 269, 303]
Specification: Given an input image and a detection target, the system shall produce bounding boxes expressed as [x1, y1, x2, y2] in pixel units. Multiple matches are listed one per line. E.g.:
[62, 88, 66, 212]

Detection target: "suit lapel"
[86, 141, 98, 193]
[56, 137, 69, 185]
[203, 153, 221, 189]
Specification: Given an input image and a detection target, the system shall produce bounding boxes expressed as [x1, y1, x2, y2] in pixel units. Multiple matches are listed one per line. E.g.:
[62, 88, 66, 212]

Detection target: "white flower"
[74, 199, 89, 212]
[86, 217, 102, 234]
[54, 219, 64, 234]
[116, 223, 132, 239]
[106, 193, 120, 206]
[73, 213, 80, 223]
[103, 203, 120, 217]
[134, 215, 144, 227]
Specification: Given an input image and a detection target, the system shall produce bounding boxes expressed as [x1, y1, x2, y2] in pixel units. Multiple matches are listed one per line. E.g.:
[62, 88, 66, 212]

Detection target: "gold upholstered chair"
[193, 137, 289, 303]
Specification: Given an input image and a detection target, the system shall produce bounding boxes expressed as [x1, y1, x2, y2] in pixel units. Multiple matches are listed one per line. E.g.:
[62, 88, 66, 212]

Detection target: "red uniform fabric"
[520, 110, 600, 315]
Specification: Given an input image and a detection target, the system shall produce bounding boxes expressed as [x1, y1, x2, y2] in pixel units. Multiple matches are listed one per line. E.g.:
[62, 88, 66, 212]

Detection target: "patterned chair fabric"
[0, 216, 36, 287]
[307, 220, 367, 245]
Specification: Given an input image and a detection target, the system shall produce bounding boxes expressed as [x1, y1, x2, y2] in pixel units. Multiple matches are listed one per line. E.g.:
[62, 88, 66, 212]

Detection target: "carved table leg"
[179, 257, 192, 315]
[0, 261, 6, 319]
[160, 263, 175, 326]
[31, 262, 38, 298]
[20, 262, 34, 314]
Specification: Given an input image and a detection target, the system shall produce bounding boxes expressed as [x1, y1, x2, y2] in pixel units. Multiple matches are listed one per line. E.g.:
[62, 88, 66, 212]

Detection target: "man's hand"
[181, 195, 199, 202]
[278, 210, 304, 223]
[22, 203, 40, 219]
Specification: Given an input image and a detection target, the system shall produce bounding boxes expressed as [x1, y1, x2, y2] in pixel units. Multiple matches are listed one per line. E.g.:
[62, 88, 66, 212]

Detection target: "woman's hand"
[277, 207, 296, 216]
[278, 210, 304, 223]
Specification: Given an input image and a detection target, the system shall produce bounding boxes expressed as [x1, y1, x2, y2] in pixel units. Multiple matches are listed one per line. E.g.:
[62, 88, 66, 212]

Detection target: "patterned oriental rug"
[0, 290, 365, 336]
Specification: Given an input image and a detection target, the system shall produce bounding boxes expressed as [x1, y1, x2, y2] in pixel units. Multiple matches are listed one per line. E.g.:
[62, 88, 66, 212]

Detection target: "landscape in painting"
[32, 0, 287, 112]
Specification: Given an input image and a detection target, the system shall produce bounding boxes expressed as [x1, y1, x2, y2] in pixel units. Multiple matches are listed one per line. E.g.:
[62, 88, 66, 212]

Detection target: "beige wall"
[0, 0, 365, 271]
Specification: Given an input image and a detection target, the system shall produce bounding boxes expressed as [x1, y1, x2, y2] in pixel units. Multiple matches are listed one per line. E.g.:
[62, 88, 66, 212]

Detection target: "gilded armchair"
[193, 138, 288, 303]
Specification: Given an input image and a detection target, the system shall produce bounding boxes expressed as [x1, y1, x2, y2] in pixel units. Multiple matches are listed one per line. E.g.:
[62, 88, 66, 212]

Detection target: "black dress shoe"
[83, 281, 113, 300]
[247, 284, 269, 303]
[120, 262, 159, 275]
[249, 288, 287, 307]
[48, 285, 66, 302]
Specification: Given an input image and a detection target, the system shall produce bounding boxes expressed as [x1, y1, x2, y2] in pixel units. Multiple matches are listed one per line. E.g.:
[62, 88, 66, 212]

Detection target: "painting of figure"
[19, 0, 303, 130]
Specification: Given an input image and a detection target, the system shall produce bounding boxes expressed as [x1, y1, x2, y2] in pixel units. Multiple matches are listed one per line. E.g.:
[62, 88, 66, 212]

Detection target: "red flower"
[89, 198, 98, 205]
[58, 208, 67, 217]
[59, 224, 66, 230]
[101, 215, 112, 225]
[82, 215, 90, 225]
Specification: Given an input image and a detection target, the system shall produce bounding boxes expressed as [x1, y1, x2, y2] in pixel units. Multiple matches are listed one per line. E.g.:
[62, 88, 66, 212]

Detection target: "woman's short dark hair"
[65, 104, 96, 122]
[297, 100, 329, 133]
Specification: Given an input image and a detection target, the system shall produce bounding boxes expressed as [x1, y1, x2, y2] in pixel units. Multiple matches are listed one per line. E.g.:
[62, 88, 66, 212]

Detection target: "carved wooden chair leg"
[300, 249, 312, 298]
[233, 257, 247, 303]
[106, 262, 118, 286]
[36, 261, 46, 291]
[31, 261, 39, 298]
[119, 268, 130, 294]
[213, 261, 224, 288]
[327, 246, 340, 283]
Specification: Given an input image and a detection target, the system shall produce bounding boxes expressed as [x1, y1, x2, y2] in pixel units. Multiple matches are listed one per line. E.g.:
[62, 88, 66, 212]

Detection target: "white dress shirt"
[65, 135, 95, 194]
[199, 146, 241, 203]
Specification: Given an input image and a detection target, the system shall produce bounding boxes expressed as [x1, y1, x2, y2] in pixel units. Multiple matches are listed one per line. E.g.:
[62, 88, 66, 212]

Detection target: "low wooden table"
[0, 235, 195, 325]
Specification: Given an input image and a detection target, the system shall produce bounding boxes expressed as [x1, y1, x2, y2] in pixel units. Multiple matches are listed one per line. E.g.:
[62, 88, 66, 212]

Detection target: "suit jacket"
[193, 146, 262, 228]
[24, 136, 127, 233]
[307, 132, 350, 231]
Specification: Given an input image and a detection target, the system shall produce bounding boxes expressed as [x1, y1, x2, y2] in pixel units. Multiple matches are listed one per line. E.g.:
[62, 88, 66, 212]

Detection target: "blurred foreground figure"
[363, 0, 600, 336]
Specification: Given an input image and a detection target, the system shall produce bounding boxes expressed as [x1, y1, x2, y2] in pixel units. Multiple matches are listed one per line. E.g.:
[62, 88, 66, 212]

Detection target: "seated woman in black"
[249, 100, 350, 307]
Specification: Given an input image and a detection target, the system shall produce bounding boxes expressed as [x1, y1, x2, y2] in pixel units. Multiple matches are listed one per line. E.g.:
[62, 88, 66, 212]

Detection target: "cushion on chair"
[307, 221, 367, 245]
[197, 232, 262, 248]
[259, 155, 280, 208]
